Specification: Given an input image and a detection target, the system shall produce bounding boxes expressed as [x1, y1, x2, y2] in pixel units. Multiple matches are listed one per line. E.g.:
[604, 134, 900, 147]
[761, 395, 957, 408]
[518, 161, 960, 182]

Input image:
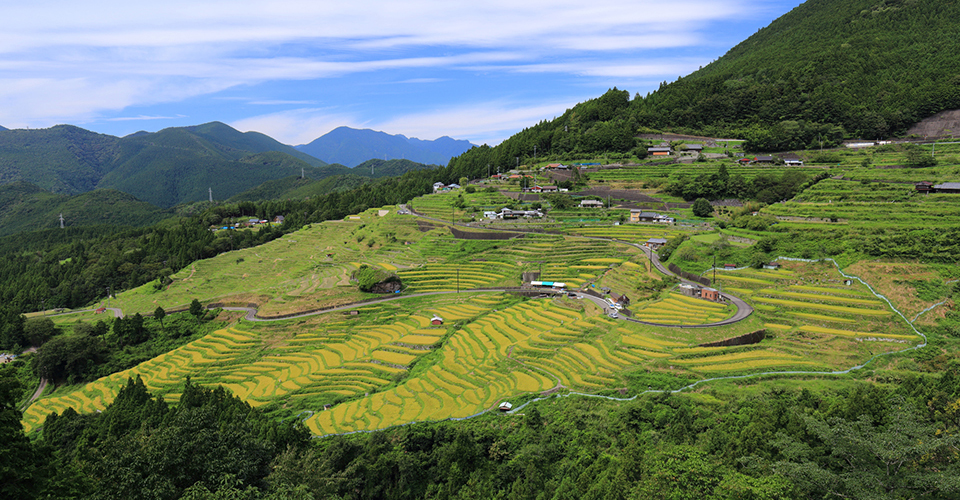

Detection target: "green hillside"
[635, 0, 960, 144]
[226, 173, 371, 202]
[0, 122, 337, 208]
[0, 182, 170, 237]
[0, 125, 120, 193]
[355, 158, 441, 178]
[449, 0, 960, 173]
[226, 159, 440, 202]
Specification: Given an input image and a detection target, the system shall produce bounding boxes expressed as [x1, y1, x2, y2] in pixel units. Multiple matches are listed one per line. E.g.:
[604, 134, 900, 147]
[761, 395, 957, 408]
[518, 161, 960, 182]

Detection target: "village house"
[499, 208, 543, 219]
[645, 237, 668, 249]
[630, 209, 675, 224]
[763, 262, 781, 270]
[647, 147, 672, 156]
[679, 283, 722, 302]
[579, 199, 604, 208]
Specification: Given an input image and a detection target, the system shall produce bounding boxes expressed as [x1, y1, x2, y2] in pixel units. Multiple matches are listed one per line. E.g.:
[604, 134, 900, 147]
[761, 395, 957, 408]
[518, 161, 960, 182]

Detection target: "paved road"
[400, 206, 754, 328]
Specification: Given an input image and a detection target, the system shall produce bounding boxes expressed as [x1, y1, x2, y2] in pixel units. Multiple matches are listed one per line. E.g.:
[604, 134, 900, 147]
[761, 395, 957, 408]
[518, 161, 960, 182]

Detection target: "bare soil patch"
[906, 108, 960, 139]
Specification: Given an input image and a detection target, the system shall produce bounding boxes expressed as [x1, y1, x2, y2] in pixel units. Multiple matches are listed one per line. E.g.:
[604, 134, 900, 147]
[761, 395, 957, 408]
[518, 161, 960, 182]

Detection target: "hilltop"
[296, 126, 475, 167]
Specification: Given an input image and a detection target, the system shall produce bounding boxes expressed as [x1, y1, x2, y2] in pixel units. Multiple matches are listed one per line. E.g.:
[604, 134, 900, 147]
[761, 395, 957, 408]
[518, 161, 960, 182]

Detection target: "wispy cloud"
[105, 114, 186, 121]
[0, 0, 776, 134]
[231, 108, 365, 146]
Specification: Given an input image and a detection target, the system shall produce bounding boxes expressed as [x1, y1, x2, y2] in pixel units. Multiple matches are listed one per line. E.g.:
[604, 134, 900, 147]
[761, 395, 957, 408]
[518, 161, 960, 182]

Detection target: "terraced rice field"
[399, 263, 514, 291]
[23, 212, 923, 437]
[564, 225, 688, 244]
[632, 293, 733, 325]
[710, 263, 920, 349]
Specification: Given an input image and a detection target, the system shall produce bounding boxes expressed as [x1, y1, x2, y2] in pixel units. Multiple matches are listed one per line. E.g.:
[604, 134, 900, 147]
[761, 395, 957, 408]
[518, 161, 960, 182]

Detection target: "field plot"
[704, 261, 920, 366]
[632, 293, 733, 325]
[23, 193, 927, 437]
[399, 262, 513, 291]
[564, 225, 688, 245]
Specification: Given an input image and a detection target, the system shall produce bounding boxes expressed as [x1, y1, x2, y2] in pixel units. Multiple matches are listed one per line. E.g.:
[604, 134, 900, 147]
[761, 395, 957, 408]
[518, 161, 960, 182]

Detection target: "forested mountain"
[296, 126, 474, 167]
[226, 174, 371, 202]
[449, 0, 960, 171]
[354, 158, 442, 178]
[0, 182, 170, 237]
[0, 123, 334, 208]
[634, 0, 960, 146]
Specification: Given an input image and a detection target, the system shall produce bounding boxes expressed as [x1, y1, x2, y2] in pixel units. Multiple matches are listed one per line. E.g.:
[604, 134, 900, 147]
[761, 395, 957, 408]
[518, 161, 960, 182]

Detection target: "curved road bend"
[399, 205, 753, 327]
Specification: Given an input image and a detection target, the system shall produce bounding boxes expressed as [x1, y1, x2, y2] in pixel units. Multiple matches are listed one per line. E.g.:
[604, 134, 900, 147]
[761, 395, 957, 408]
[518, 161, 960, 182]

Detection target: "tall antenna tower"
[59, 213, 65, 229]
[209, 187, 213, 202]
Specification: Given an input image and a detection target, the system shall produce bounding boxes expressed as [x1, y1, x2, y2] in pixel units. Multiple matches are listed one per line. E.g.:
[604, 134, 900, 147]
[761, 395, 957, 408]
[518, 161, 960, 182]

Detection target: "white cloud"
[0, 1, 750, 52]
[372, 98, 590, 146]
[0, 0, 768, 130]
[230, 97, 586, 147]
[231, 108, 365, 146]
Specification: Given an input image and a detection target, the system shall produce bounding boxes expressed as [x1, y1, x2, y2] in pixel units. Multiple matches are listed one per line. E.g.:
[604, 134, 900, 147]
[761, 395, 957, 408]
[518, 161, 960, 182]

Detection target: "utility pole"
[209, 187, 213, 203]
[713, 255, 717, 287]
[59, 213, 64, 229]
[457, 268, 460, 294]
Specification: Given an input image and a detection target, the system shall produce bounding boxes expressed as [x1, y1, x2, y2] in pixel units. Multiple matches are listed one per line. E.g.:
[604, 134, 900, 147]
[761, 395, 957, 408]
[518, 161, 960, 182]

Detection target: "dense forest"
[4, 362, 960, 499]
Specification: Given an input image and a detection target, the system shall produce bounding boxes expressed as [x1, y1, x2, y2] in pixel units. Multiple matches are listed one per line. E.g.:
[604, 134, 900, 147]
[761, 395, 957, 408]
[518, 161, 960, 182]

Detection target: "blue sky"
[1, 1, 803, 146]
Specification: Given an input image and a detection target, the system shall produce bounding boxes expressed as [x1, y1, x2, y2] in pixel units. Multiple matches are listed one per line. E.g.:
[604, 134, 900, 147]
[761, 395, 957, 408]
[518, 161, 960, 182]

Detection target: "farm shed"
[763, 262, 781, 270]
[579, 199, 604, 208]
[645, 237, 668, 249]
[701, 288, 721, 301]
[431, 315, 444, 326]
[647, 147, 671, 156]
[934, 182, 960, 193]
[915, 181, 934, 193]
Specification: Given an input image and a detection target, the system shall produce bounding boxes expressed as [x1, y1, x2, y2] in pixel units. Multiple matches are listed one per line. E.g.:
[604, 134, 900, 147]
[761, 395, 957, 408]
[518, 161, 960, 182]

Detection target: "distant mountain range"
[0, 122, 448, 208]
[296, 126, 475, 167]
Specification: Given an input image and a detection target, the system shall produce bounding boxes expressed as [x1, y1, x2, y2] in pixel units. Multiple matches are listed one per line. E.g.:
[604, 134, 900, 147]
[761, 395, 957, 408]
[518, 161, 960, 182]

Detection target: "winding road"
[399, 205, 753, 328]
